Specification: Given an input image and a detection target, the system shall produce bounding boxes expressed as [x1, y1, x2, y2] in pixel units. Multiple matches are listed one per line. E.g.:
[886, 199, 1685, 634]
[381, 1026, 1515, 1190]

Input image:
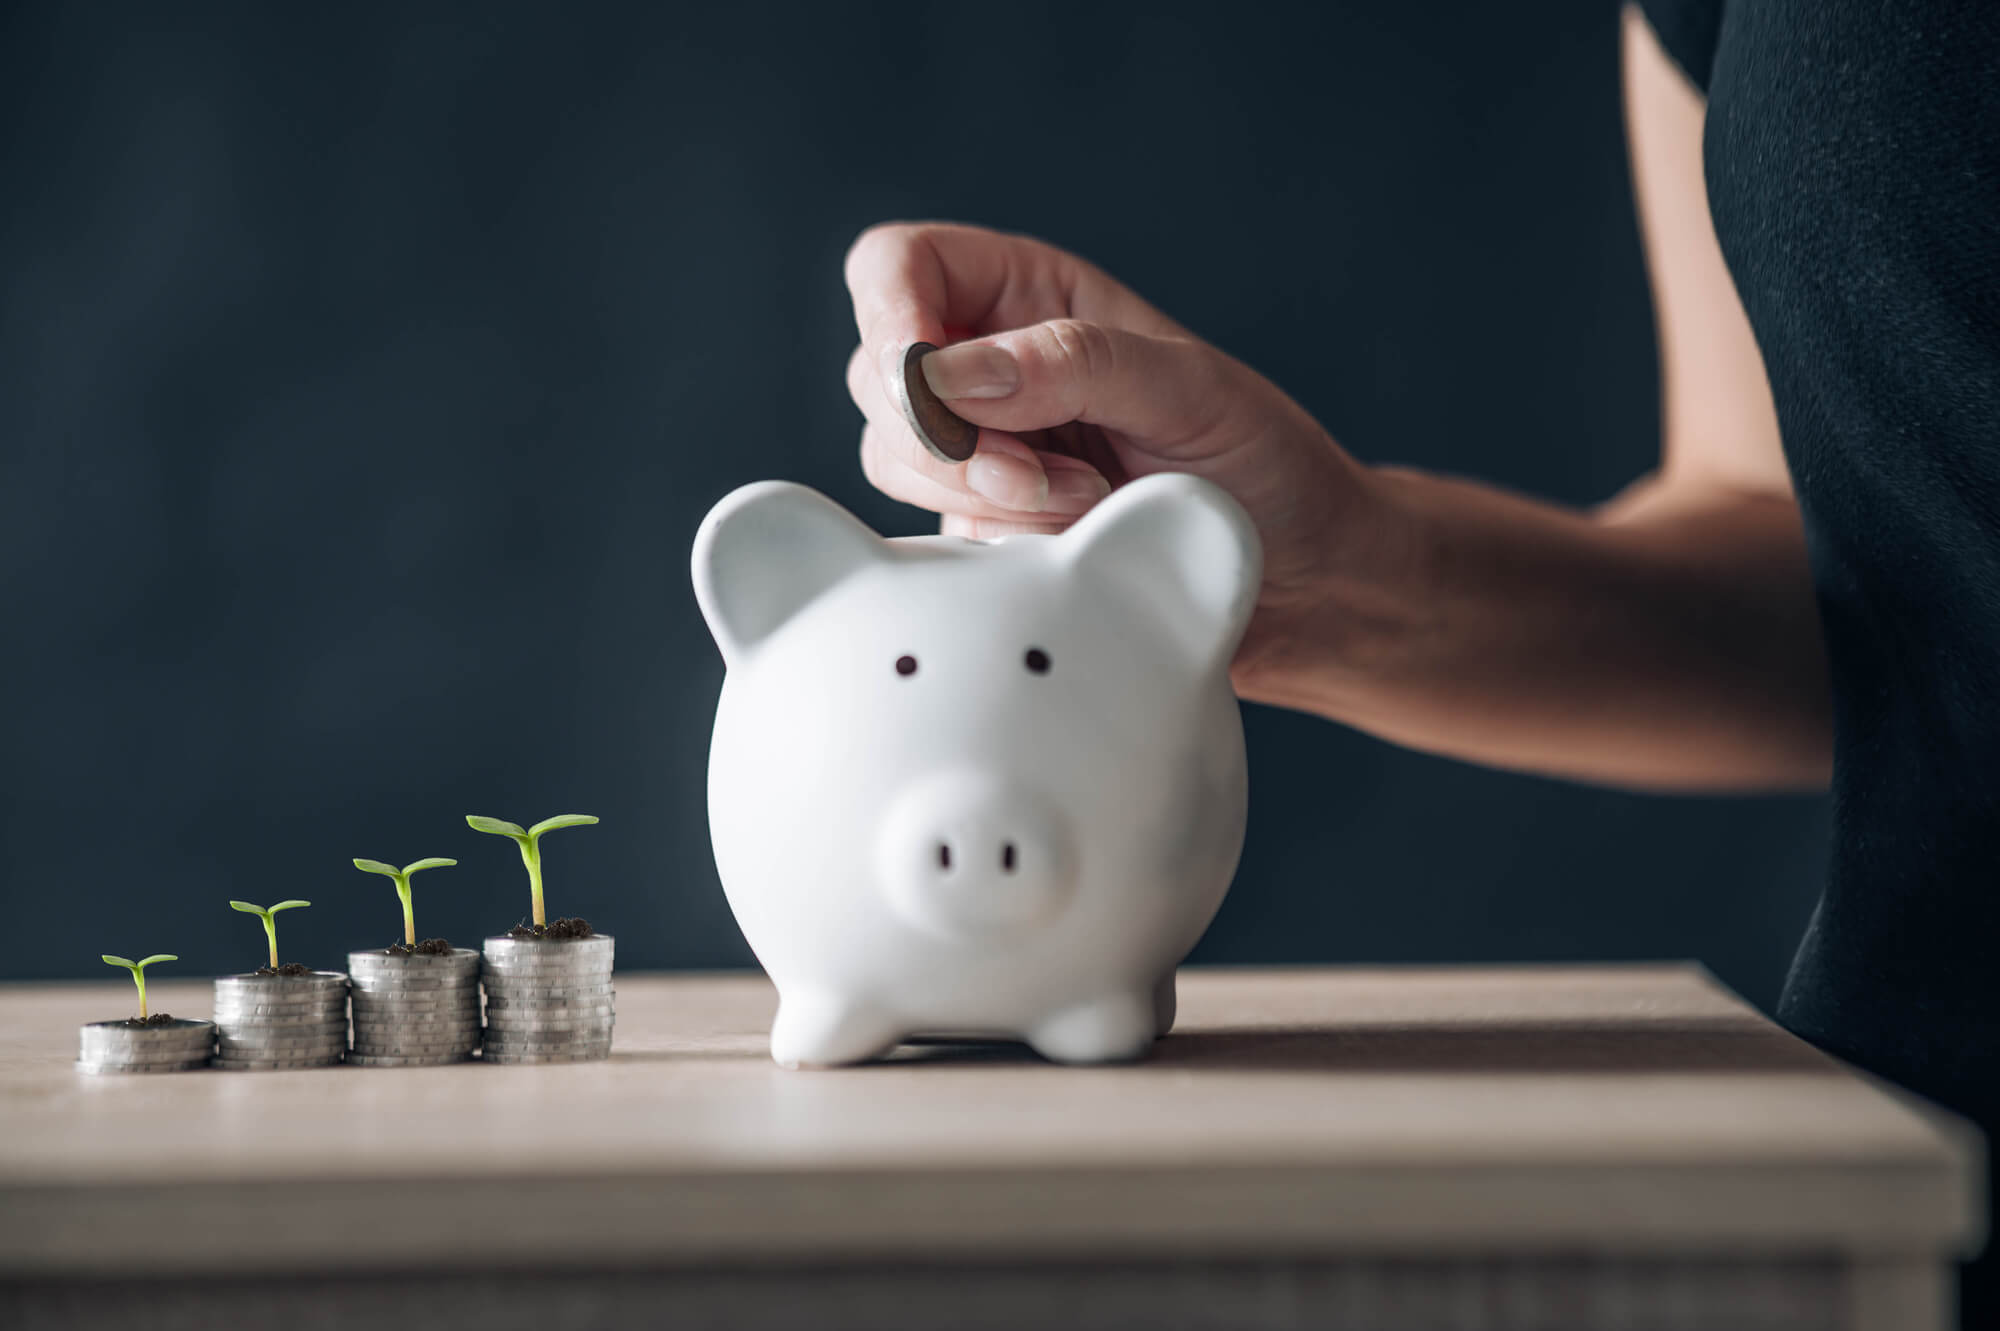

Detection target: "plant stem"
[518, 836, 545, 927]
[398, 879, 415, 946]
[135, 970, 148, 1020]
[264, 915, 279, 970]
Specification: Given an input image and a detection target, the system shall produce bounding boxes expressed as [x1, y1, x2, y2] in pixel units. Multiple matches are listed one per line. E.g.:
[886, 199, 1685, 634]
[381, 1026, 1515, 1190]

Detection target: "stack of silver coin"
[76, 1019, 214, 1074]
[480, 934, 614, 1064]
[211, 972, 349, 1070]
[347, 948, 481, 1067]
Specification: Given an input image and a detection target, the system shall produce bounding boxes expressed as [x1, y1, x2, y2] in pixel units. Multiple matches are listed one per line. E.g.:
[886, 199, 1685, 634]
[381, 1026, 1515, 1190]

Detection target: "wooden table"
[0, 967, 1981, 1330]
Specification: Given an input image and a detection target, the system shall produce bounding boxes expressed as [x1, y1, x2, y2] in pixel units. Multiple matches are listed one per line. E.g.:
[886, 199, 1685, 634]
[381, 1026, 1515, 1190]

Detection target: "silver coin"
[80, 1018, 212, 1033]
[483, 1013, 614, 1028]
[213, 995, 348, 1008]
[348, 949, 478, 966]
[214, 1040, 345, 1054]
[213, 1006, 346, 1021]
[214, 975, 348, 992]
[481, 1049, 611, 1065]
[214, 1018, 349, 1035]
[483, 933, 614, 952]
[212, 1060, 341, 1072]
[351, 998, 477, 1014]
[350, 991, 474, 1011]
[482, 995, 614, 1010]
[80, 1031, 214, 1050]
[484, 1036, 613, 1053]
[345, 1051, 473, 1068]
[211, 994, 349, 1008]
[480, 980, 615, 996]
[484, 1029, 613, 1042]
[80, 1045, 213, 1063]
[348, 979, 480, 991]
[216, 1024, 348, 1040]
[483, 1026, 613, 1041]
[352, 1008, 478, 1023]
[350, 1026, 478, 1042]
[350, 1041, 476, 1056]
[216, 1038, 348, 1055]
[77, 1059, 212, 1075]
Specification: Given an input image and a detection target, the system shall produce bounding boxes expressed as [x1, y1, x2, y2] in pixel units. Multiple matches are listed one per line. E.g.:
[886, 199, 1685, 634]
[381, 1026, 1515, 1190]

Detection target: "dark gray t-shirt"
[1640, 0, 2000, 1317]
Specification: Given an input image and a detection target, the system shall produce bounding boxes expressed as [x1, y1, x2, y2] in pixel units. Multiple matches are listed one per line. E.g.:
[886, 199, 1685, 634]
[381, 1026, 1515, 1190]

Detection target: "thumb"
[915, 319, 1232, 457]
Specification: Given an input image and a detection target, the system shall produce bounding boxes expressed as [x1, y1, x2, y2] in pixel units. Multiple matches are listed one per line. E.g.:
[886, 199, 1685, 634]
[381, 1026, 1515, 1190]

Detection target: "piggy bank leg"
[1026, 990, 1156, 1065]
[769, 991, 901, 1069]
[1152, 970, 1178, 1037]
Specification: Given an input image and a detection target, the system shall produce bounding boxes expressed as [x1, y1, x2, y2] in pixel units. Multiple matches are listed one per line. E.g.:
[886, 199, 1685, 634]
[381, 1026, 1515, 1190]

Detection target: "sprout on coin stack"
[345, 857, 480, 1068]
[78, 953, 214, 1075]
[468, 813, 614, 1064]
[212, 899, 347, 1071]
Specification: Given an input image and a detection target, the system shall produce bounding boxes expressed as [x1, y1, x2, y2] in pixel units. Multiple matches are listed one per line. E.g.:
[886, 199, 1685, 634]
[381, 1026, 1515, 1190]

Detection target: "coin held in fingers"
[894, 342, 980, 464]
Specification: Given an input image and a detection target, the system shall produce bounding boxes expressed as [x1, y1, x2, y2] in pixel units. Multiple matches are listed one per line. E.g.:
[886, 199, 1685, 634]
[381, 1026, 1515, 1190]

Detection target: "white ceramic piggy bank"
[692, 472, 1260, 1067]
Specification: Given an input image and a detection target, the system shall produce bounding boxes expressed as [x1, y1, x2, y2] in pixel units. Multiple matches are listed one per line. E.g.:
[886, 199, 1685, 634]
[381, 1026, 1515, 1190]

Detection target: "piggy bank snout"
[878, 768, 1075, 940]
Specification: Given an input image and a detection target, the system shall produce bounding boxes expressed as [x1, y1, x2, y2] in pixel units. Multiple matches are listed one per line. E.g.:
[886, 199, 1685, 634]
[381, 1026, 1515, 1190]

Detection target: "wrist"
[1229, 460, 1433, 716]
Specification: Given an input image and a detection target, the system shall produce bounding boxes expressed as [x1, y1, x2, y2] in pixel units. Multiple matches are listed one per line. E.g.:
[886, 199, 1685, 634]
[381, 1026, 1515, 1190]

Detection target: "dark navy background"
[0, 1, 1828, 1003]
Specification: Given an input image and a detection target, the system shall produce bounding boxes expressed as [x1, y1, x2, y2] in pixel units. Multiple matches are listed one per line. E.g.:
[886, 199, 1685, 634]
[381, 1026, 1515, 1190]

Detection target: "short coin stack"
[76, 1019, 214, 1074]
[347, 948, 481, 1067]
[480, 934, 615, 1064]
[211, 972, 349, 1070]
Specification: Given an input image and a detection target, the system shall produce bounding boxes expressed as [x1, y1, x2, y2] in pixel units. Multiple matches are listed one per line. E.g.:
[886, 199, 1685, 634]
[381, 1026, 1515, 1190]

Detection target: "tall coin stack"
[76, 1019, 214, 1074]
[212, 972, 349, 1070]
[346, 948, 481, 1067]
[480, 934, 615, 1064]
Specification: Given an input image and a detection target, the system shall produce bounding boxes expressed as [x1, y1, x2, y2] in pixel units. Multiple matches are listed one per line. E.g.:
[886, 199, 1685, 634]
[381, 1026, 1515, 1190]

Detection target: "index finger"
[842, 221, 1024, 358]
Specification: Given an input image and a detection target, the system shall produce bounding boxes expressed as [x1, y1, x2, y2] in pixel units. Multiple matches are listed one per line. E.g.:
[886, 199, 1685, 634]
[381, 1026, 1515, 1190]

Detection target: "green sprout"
[229, 899, 310, 970]
[102, 954, 176, 1020]
[352, 857, 457, 945]
[466, 814, 599, 927]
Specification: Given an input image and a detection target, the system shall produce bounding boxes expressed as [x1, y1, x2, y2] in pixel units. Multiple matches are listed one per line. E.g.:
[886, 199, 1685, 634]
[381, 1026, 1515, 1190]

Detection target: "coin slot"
[1001, 842, 1017, 873]
[1024, 648, 1050, 675]
[937, 842, 952, 871]
[896, 655, 918, 677]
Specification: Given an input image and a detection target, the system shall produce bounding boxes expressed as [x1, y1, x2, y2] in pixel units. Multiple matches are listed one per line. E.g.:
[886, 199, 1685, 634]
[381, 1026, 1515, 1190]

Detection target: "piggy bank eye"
[895, 655, 918, 677]
[1023, 648, 1051, 675]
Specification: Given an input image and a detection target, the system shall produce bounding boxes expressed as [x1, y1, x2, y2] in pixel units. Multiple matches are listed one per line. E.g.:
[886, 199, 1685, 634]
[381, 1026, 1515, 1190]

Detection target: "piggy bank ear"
[692, 482, 885, 665]
[1059, 473, 1262, 671]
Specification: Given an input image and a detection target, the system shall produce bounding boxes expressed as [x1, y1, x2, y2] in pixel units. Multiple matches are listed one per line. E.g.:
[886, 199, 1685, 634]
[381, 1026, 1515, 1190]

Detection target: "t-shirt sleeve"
[1637, 0, 1725, 92]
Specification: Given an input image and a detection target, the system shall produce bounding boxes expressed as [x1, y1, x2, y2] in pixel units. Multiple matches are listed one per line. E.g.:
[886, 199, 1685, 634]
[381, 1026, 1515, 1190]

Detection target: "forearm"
[1234, 463, 1832, 791]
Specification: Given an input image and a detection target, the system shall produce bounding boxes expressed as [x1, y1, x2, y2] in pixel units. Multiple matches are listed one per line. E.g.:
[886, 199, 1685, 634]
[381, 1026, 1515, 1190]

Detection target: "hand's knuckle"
[1042, 318, 1115, 384]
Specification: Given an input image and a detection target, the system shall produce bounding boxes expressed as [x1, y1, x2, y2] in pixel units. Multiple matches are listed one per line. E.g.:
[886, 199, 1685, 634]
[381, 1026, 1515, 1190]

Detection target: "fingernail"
[922, 342, 1019, 400]
[1044, 468, 1112, 512]
[965, 452, 1048, 511]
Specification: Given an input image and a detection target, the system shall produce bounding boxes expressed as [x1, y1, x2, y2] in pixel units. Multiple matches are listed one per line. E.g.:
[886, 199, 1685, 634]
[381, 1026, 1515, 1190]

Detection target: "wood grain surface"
[0, 966, 1980, 1276]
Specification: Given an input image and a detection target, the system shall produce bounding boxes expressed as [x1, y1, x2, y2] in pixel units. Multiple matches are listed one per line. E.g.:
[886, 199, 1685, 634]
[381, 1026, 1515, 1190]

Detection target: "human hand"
[843, 221, 1381, 685]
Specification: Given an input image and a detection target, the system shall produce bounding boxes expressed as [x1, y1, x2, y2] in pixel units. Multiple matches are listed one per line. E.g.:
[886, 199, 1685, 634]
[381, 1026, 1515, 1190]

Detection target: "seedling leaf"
[102, 954, 134, 968]
[352, 858, 400, 877]
[529, 814, 599, 838]
[228, 901, 266, 916]
[137, 954, 177, 967]
[403, 857, 457, 874]
[467, 815, 526, 838]
[269, 900, 310, 913]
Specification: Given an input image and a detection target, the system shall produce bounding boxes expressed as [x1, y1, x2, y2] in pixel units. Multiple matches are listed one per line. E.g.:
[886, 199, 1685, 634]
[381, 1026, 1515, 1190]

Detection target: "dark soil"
[118, 1013, 176, 1028]
[507, 916, 594, 940]
[254, 962, 314, 977]
[384, 937, 454, 956]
